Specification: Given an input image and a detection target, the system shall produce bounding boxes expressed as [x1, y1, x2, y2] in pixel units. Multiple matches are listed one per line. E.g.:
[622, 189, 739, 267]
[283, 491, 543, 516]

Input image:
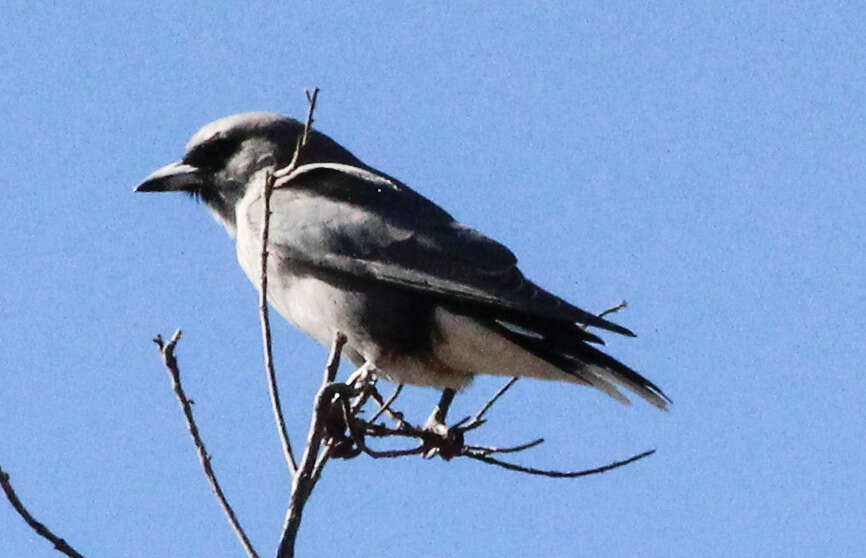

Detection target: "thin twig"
[153, 331, 259, 558]
[366, 384, 407, 428]
[368, 384, 403, 424]
[340, 397, 425, 459]
[286, 136, 303, 174]
[464, 438, 545, 455]
[323, 332, 348, 384]
[362, 446, 426, 459]
[465, 449, 655, 478]
[1, 465, 86, 558]
[309, 444, 335, 489]
[454, 376, 519, 432]
[363, 422, 426, 439]
[301, 88, 320, 148]
[277, 333, 348, 558]
[597, 300, 628, 320]
[259, 88, 323, 475]
[474, 376, 519, 422]
[349, 374, 377, 416]
[338, 371, 655, 478]
[260, 171, 298, 475]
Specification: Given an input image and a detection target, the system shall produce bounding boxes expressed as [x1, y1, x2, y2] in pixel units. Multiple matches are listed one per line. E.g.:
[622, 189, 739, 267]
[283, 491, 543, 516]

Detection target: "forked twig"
[455, 376, 520, 432]
[320, 353, 655, 477]
[259, 87, 323, 475]
[339, 397, 425, 459]
[366, 384, 407, 428]
[329, 382, 655, 479]
[153, 331, 259, 558]
[368, 384, 403, 424]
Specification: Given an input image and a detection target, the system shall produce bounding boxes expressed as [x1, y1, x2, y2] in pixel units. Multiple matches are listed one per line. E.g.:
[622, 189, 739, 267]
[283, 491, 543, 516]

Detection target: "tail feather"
[490, 318, 670, 409]
[433, 308, 670, 409]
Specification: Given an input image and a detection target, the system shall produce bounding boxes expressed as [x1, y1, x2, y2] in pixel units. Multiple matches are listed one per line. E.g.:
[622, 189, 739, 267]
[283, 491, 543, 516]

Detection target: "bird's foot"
[421, 416, 465, 460]
[346, 362, 376, 393]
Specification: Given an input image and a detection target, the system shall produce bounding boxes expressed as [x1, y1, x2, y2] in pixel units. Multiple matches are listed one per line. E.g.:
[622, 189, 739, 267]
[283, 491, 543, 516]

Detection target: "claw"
[421, 413, 465, 460]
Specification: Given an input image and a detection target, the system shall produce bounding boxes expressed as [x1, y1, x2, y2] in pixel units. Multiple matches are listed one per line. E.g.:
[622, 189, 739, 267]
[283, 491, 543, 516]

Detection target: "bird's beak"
[135, 161, 203, 193]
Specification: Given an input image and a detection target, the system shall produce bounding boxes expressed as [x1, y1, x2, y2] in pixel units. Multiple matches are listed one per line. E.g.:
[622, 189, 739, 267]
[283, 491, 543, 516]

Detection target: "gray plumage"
[137, 112, 669, 409]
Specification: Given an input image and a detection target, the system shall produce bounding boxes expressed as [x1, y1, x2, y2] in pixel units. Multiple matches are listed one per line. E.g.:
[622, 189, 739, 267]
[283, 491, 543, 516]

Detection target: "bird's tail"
[433, 308, 670, 409]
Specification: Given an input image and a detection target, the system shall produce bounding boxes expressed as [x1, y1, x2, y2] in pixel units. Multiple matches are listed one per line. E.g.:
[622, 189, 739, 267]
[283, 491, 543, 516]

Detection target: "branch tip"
[148, 333, 259, 558]
[1, 464, 87, 558]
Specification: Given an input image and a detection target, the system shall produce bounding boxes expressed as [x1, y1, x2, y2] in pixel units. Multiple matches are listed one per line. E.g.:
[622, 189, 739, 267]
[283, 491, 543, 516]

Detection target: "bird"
[136, 111, 669, 431]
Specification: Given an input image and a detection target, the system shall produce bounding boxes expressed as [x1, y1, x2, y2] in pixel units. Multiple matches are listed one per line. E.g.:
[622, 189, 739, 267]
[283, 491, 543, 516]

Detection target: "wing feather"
[260, 163, 634, 336]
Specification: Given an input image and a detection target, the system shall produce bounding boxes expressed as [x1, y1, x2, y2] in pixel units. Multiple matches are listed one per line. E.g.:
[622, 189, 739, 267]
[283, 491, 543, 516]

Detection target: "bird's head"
[135, 111, 363, 234]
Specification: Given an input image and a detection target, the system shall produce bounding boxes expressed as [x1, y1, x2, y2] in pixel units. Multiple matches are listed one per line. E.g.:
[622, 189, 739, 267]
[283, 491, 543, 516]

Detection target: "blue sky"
[2, 3, 864, 557]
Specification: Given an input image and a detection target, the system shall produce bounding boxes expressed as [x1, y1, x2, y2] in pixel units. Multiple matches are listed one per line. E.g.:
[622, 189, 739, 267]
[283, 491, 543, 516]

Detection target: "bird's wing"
[253, 163, 633, 338]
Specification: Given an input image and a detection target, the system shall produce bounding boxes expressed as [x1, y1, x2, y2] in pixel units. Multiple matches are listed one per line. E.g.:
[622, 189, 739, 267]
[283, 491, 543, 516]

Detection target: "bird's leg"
[422, 388, 464, 459]
[424, 388, 456, 434]
[346, 361, 376, 393]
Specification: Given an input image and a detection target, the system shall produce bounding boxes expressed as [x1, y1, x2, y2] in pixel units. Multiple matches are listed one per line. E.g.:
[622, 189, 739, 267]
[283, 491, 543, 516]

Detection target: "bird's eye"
[183, 136, 239, 170]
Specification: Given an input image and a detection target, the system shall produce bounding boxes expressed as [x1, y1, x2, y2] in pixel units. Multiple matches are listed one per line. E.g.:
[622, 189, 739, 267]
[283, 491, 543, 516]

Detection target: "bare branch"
[464, 438, 545, 455]
[464, 449, 656, 478]
[260, 171, 298, 475]
[363, 422, 425, 440]
[365, 383, 407, 428]
[367, 384, 403, 424]
[1, 465, 86, 558]
[311, 443, 335, 480]
[277, 332, 348, 558]
[349, 374, 377, 416]
[361, 446, 426, 459]
[301, 88, 320, 148]
[597, 300, 628, 320]
[339, 396, 425, 459]
[259, 87, 324, 475]
[452, 376, 519, 434]
[324, 334, 348, 383]
[328, 367, 655, 480]
[153, 331, 259, 558]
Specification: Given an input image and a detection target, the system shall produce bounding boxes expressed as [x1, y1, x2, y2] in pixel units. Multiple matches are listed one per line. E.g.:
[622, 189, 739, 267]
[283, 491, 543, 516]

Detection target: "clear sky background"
[2, 3, 864, 557]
